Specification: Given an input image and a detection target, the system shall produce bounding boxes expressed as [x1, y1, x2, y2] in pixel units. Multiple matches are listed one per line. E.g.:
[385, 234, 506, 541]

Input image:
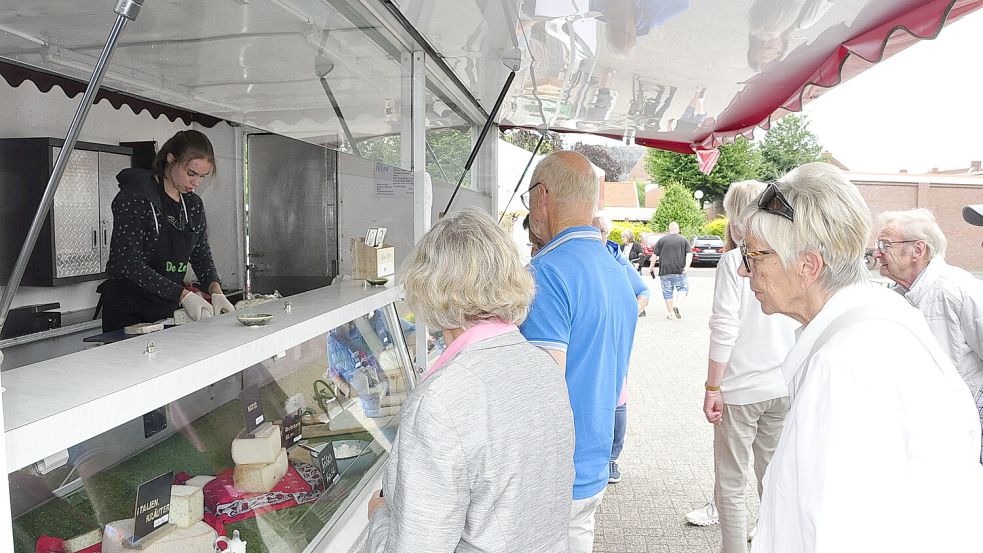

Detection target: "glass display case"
[3, 282, 416, 553]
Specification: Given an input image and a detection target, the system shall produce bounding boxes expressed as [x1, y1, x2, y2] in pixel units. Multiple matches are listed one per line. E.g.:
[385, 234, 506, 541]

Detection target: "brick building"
[849, 165, 983, 272]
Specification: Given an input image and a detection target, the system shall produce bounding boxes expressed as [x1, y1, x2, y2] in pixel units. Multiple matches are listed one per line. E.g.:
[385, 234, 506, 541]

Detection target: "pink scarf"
[421, 319, 518, 381]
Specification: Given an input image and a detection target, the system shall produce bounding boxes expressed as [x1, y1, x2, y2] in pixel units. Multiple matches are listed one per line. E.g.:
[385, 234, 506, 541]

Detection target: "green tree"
[426, 127, 471, 186]
[636, 181, 648, 206]
[702, 216, 728, 238]
[759, 114, 823, 181]
[358, 135, 401, 167]
[650, 181, 706, 237]
[573, 142, 625, 181]
[502, 128, 563, 155]
[643, 137, 763, 203]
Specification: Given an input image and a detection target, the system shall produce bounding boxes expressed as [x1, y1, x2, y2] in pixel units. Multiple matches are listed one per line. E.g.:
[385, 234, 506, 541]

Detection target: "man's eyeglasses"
[758, 182, 794, 222]
[739, 242, 776, 273]
[874, 239, 918, 253]
[520, 182, 542, 209]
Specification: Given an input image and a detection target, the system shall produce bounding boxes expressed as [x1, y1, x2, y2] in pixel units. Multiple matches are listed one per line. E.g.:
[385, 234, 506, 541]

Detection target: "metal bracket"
[114, 0, 144, 21]
[144, 340, 157, 355]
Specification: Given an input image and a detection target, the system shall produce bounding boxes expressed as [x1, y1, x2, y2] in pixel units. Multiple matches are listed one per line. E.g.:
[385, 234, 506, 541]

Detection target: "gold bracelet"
[705, 383, 721, 392]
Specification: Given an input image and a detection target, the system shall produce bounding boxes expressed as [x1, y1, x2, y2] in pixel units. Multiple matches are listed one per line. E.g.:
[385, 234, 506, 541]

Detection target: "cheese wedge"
[101, 519, 216, 553]
[170, 485, 204, 528]
[63, 529, 102, 553]
[183, 475, 215, 488]
[231, 422, 282, 465]
[233, 447, 288, 493]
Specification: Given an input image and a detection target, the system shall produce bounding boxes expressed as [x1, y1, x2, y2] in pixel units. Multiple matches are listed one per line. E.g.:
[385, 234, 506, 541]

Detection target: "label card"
[239, 386, 264, 435]
[282, 410, 303, 448]
[132, 471, 174, 542]
[310, 444, 340, 489]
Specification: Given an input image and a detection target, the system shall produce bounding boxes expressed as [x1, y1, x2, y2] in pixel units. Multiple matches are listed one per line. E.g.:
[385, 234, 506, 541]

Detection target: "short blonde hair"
[723, 180, 767, 248]
[401, 207, 535, 329]
[530, 151, 599, 210]
[877, 208, 948, 260]
[736, 162, 870, 292]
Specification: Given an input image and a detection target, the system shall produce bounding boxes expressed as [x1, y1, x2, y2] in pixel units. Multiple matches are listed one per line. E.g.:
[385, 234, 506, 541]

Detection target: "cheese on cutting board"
[101, 519, 216, 553]
[233, 447, 288, 493]
[183, 475, 215, 488]
[170, 485, 204, 528]
[62, 528, 102, 553]
[231, 422, 282, 465]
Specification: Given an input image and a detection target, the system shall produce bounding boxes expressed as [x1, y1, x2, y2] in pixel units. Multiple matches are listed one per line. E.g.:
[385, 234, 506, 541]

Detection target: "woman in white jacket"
[736, 162, 983, 553]
[701, 180, 798, 553]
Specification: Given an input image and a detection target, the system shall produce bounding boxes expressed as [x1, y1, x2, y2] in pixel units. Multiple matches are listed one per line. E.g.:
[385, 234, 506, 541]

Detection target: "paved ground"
[593, 267, 760, 553]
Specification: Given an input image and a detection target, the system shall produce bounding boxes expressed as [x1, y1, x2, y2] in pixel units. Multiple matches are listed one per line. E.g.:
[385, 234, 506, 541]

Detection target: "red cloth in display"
[201, 463, 323, 523]
[35, 535, 100, 553]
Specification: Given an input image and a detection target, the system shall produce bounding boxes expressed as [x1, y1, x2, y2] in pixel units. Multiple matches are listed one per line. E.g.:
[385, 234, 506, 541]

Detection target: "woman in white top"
[736, 163, 983, 553]
[702, 180, 798, 553]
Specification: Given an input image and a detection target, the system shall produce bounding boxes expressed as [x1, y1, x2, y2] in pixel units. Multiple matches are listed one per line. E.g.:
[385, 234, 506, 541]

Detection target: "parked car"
[690, 235, 725, 266]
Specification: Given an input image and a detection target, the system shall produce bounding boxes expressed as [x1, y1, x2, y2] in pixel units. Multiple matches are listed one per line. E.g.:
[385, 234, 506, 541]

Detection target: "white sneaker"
[748, 525, 757, 542]
[684, 502, 719, 526]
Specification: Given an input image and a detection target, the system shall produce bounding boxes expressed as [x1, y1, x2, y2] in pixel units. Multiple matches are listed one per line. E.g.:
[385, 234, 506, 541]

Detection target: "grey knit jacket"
[363, 331, 575, 553]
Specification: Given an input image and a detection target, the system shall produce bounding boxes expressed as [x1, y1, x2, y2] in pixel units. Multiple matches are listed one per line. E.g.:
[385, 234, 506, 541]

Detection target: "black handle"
[103, 228, 108, 245]
[92, 229, 97, 248]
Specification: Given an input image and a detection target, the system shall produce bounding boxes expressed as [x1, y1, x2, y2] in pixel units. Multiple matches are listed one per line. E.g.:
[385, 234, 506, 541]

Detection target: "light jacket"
[752, 284, 983, 553]
[903, 256, 983, 397]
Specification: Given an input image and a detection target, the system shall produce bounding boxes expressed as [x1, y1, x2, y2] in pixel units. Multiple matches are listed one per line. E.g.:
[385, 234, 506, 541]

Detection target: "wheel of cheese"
[233, 447, 289, 493]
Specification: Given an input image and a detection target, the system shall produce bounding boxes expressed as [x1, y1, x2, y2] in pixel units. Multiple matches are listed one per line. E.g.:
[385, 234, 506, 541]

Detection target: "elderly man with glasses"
[873, 209, 983, 454]
[734, 163, 983, 553]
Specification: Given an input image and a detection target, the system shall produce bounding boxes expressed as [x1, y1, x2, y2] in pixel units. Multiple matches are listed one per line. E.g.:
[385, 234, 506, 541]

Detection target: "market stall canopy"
[397, 0, 982, 153]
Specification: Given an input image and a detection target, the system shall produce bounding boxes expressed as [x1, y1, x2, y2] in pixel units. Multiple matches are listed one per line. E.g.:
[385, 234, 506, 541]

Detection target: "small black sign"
[282, 410, 303, 448]
[239, 385, 264, 435]
[310, 444, 340, 489]
[132, 471, 173, 542]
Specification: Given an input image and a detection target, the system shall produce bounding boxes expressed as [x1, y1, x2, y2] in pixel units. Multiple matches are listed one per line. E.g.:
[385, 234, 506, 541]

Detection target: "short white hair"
[591, 216, 611, 236]
[723, 180, 767, 219]
[877, 208, 948, 260]
[530, 151, 599, 209]
[736, 162, 870, 292]
[620, 229, 634, 241]
[401, 207, 535, 329]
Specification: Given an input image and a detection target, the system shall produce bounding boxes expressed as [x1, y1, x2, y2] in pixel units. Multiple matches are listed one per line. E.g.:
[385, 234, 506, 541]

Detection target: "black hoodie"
[105, 168, 221, 302]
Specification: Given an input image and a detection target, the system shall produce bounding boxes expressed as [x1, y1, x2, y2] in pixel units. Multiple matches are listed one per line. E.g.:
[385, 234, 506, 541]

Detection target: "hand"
[704, 390, 723, 425]
[180, 292, 214, 321]
[367, 489, 385, 518]
[211, 293, 235, 315]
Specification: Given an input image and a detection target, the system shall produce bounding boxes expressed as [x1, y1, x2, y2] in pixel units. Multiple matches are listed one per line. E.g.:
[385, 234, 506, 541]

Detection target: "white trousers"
[569, 489, 605, 553]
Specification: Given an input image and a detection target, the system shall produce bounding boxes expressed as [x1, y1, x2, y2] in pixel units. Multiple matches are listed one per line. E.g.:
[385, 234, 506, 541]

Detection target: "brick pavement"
[593, 268, 761, 553]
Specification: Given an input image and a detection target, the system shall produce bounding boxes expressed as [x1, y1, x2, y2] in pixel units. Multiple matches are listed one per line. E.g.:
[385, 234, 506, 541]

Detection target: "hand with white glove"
[180, 291, 214, 321]
[211, 293, 235, 315]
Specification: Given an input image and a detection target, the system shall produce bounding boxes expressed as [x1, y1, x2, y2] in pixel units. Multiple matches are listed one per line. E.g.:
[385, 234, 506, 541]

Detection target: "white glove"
[180, 292, 214, 321]
[211, 293, 235, 315]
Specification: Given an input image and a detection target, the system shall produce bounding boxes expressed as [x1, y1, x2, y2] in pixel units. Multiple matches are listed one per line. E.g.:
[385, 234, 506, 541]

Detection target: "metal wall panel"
[51, 147, 99, 278]
[97, 152, 130, 271]
[246, 134, 338, 296]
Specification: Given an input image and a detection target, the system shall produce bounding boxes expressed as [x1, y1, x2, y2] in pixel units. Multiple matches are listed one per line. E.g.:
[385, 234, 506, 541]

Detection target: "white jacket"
[708, 249, 797, 405]
[752, 284, 983, 553]
[904, 257, 983, 397]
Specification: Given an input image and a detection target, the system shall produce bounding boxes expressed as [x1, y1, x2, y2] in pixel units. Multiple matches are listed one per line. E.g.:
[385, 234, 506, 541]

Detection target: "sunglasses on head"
[758, 182, 794, 222]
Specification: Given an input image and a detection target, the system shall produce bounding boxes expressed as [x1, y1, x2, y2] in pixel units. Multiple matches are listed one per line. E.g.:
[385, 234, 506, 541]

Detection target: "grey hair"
[735, 162, 870, 292]
[877, 208, 948, 260]
[401, 207, 535, 330]
[530, 151, 599, 209]
[620, 229, 634, 241]
[723, 180, 767, 248]
[591, 215, 611, 236]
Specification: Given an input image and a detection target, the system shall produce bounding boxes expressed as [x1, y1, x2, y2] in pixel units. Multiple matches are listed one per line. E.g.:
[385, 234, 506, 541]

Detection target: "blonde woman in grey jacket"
[362, 208, 575, 553]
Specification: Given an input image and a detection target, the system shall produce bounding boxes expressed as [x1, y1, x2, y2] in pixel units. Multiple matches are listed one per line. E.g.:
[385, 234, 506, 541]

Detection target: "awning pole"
[319, 77, 362, 158]
[0, 0, 144, 335]
[441, 70, 515, 217]
[499, 132, 546, 223]
[425, 138, 449, 182]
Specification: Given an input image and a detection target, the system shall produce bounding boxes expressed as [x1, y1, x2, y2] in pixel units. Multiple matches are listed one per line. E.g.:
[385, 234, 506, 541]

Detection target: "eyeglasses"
[758, 182, 794, 222]
[874, 239, 918, 253]
[739, 242, 776, 273]
[520, 182, 542, 209]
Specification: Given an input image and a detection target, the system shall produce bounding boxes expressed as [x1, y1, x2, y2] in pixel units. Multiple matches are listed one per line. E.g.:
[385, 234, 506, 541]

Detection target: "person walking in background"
[688, 181, 798, 552]
[736, 163, 983, 553]
[875, 208, 983, 462]
[620, 229, 643, 269]
[522, 151, 638, 553]
[593, 216, 651, 484]
[651, 221, 692, 319]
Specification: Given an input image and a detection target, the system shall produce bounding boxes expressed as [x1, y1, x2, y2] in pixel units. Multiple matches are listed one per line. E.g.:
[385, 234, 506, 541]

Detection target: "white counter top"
[1, 281, 402, 473]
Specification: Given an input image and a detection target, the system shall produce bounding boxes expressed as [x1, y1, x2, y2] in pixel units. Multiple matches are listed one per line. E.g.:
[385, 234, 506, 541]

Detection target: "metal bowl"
[236, 313, 274, 327]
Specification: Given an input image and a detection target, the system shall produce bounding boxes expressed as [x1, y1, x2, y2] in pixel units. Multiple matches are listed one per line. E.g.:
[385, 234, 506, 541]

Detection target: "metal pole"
[319, 77, 361, 158]
[0, 0, 144, 336]
[499, 132, 546, 223]
[441, 70, 515, 217]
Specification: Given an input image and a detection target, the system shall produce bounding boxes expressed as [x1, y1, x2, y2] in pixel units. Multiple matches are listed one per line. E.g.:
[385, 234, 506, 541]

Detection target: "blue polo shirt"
[521, 226, 638, 499]
[606, 240, 651, 299]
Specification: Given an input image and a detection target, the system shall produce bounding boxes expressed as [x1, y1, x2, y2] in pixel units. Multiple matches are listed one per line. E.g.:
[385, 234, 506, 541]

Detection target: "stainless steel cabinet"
[0, 138, 132, 286]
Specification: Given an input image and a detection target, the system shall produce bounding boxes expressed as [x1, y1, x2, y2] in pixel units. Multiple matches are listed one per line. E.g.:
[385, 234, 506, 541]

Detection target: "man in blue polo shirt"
[520, 151, 638, 553]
